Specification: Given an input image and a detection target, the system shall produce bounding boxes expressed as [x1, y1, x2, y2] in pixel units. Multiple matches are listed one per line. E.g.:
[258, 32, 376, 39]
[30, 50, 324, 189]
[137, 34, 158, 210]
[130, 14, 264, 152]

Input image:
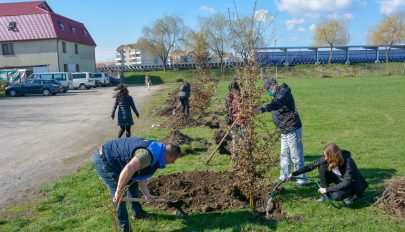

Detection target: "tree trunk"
[328, 47, 333, 64]
[220, 56, 224, 75]
[385, 48, 390, 63]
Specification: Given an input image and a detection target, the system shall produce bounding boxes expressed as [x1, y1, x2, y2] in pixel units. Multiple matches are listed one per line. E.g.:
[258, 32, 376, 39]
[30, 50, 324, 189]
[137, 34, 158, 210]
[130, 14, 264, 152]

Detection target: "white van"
[93, 72, 110, 87]
[29, 72, 72, 93]
[71, 72, 96, 89]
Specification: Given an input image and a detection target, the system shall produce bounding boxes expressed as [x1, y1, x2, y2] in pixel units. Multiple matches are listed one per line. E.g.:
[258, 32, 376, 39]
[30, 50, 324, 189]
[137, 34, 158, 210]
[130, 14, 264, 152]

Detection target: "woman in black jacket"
[111, 85, 139, 138]
[288, 143, 368, 204]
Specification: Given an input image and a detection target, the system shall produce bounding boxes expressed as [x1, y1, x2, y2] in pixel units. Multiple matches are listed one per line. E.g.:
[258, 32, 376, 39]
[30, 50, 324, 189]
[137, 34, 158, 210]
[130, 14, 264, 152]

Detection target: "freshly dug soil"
[377, 176, 405, 217]
[162, 114, 205, 129]
[161, 129, 193, 145]
[148, 171, 283, 219]
[155, 90, 179, 117]
[214, 129, 232, 155]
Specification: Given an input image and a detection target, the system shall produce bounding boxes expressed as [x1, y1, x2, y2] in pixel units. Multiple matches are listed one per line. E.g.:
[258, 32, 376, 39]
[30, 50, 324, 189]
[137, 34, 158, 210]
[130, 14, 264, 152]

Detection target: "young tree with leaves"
[185, 29, 210, 72]
[313, 19, 350, 64]
[137, 16, 186, 71]
[368, 12, 405, 63]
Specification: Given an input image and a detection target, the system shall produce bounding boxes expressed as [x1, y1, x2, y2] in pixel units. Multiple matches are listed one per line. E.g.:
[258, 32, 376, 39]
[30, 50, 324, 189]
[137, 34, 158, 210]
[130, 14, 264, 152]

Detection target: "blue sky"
[2, 0, 405, 61]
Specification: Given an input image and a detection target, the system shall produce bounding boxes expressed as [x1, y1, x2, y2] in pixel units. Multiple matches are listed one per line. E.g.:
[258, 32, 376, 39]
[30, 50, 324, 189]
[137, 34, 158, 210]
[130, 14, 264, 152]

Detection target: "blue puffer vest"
[102, 137, 166, 181]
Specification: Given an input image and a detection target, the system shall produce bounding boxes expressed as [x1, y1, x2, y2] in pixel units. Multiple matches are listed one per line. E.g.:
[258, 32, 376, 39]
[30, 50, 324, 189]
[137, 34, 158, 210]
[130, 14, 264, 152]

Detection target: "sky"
[2, 0, 404, 62]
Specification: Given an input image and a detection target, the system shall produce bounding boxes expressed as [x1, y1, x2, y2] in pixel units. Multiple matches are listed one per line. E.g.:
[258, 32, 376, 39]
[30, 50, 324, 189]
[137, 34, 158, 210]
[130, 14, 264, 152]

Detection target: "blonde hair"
[324, 143, 344, 171]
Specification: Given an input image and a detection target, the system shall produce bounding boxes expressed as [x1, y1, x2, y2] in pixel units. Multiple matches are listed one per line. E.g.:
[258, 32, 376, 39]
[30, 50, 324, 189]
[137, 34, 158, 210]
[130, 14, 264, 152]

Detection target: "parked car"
[93, 72, 110, 87]
[109, 76, 120, 86]
[28, 72, 72, 93]
[5, 79, 63, 97]
[71, 72, 96, 89]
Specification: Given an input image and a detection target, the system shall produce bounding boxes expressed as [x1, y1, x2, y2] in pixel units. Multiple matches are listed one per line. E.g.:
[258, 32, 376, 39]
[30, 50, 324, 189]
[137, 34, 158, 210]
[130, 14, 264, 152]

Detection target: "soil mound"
[148, 171, 281, 217]
[161, 129, 193, 145]
[377, 177, 405, 217]
[155, 90, 179, 116]
[162, 114, 205, 129]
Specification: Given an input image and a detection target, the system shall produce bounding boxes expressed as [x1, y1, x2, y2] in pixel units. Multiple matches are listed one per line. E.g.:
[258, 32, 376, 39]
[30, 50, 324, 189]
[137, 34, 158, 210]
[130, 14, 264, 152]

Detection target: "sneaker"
[343, 197, 354, 206]
[292, 183, 307, 190]
[131, 211, 150, 220]
[317, 196, 325, 202]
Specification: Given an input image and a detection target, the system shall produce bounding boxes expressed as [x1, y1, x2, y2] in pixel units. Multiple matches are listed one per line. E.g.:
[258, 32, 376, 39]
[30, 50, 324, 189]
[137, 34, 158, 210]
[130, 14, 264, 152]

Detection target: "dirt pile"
[376, 176, 405, 217]
[148, 171, 282, 217]
[162, 114, 205, 129]
[214, 129, 232, 155]
[161, 129, 193, 145]
[155, 90, 179, 116]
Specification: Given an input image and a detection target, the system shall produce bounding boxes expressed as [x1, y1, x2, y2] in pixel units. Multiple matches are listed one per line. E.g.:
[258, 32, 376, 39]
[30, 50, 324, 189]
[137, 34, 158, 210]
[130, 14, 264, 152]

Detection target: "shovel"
[171, 103, 182, 116]
[122, 197, 187, 216]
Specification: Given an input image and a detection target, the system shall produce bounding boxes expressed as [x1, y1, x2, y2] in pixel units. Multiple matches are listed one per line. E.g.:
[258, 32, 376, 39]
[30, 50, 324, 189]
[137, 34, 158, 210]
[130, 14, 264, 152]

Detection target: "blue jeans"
[230, 125, 247, 158]
[93, 150, 144, 231]
[280, 127, 307, 184]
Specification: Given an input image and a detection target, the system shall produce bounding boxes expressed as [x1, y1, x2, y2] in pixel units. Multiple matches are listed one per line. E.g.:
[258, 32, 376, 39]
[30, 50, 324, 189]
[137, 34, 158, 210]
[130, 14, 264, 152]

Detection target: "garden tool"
[172, 103, 182, 116]
[205, 116, 239, 165]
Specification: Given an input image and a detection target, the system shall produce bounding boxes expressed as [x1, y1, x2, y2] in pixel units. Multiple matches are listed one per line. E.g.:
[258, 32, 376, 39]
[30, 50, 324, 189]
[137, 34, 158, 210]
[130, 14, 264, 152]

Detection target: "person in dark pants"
[112, 85, 139, 138]
[288, 143, 368, 205]
[93, 137, 181, 232]
[178, 80, 190, 115]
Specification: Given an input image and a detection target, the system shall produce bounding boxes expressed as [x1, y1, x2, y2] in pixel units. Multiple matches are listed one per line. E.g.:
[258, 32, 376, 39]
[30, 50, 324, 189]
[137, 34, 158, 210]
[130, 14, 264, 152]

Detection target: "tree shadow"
[149, 210, 278, 232]
[125, 74, 164, 85]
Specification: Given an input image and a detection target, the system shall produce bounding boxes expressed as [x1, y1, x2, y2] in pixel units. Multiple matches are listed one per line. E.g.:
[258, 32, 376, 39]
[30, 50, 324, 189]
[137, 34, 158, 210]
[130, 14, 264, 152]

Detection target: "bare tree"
[185, 29, 210, 72]
[313, 19, 350, 63]
[368, 12, 405, 63]
[202, 13, 230, 74]
[137, 16, 186, 71]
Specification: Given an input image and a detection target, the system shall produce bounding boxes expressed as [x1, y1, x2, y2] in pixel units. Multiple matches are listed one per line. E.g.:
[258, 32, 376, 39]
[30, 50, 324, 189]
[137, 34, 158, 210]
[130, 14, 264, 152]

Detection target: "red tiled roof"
[0, 1, 96, 46]
[0, 1, 51, 16]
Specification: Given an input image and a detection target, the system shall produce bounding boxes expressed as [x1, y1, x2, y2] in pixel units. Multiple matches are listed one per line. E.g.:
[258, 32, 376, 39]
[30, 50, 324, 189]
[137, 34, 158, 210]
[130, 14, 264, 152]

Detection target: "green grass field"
[1, 76, 404, 231]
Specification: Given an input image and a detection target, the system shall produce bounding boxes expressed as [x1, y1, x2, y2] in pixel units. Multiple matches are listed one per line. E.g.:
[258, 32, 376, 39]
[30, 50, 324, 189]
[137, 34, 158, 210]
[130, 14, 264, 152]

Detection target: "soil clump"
[214, 129, 232, 155]
[148, 171, 283, 220]
[162, 114, 205, 129]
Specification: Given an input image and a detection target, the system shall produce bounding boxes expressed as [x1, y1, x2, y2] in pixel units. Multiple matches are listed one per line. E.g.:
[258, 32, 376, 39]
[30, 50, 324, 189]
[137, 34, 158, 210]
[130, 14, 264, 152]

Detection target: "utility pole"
[119, 49, 125, 84]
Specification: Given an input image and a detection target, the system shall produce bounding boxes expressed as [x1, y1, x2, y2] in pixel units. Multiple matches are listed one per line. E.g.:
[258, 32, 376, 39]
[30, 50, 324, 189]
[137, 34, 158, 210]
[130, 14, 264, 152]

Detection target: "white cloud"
[199, 5, 217, 14]
[285, 18, 305, 30]
[380, 0, 405, 15]
[275, 0, 360, 16]
[297, 27, 306, 32]
[255, 9, 270, 22]
[309, 24, 316, 32]
[328, 13, 354, 21]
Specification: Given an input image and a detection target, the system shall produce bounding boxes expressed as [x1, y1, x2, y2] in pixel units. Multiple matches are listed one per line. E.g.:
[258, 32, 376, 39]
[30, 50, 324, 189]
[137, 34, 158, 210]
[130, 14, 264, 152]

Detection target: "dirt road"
[0, 85, 160, 210]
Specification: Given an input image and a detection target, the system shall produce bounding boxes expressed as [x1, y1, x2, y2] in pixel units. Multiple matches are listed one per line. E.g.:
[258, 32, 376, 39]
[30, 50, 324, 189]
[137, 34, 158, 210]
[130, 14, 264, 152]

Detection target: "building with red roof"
[0, 1, 96, 72]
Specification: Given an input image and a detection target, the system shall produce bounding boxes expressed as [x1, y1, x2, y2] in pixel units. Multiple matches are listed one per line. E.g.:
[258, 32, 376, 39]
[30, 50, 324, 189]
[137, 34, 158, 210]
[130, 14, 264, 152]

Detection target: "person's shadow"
[142, 210, 279, 232]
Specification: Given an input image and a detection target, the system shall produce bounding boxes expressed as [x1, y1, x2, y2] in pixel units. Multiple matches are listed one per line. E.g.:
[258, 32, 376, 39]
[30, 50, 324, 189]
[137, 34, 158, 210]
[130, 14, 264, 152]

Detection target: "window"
[54, 74, 66, 81]
[64, 64, 68, 72]
[40, 74, 53, 80]
[2, 43, 14, 55]
[82, 29, 88, 36]
[59, 22, 65, 30]
[62, 42, 66, 53]
[74, 44, 78, 54]
[76, 64, 80, 72]
[71, 26, 76, 33]
[72, 73, 86, 79]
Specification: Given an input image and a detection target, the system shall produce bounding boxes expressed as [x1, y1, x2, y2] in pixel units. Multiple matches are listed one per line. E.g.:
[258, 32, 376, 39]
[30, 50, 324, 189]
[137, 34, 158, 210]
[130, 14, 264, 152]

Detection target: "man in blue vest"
[93, 137, 181, 232]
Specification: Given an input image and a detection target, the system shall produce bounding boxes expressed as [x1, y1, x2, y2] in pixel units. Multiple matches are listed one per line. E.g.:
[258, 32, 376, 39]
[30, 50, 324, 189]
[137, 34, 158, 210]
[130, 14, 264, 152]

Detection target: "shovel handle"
[122, 197, 174, 203]
[205, 116, 239, 165]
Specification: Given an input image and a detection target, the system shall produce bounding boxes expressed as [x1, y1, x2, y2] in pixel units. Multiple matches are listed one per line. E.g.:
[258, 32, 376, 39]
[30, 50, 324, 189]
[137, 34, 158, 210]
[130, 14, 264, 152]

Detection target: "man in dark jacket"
[93, 137, 181, 232]
[257, 77, 306, 188]
[288, 144, 368, 205]
[179, 81, 191, 115]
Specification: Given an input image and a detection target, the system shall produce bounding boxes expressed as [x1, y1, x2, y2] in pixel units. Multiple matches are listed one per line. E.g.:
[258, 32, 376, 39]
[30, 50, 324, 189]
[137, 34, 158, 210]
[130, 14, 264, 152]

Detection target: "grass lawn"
[1, 76, 404, 231]
[0, 91, 4, 99]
